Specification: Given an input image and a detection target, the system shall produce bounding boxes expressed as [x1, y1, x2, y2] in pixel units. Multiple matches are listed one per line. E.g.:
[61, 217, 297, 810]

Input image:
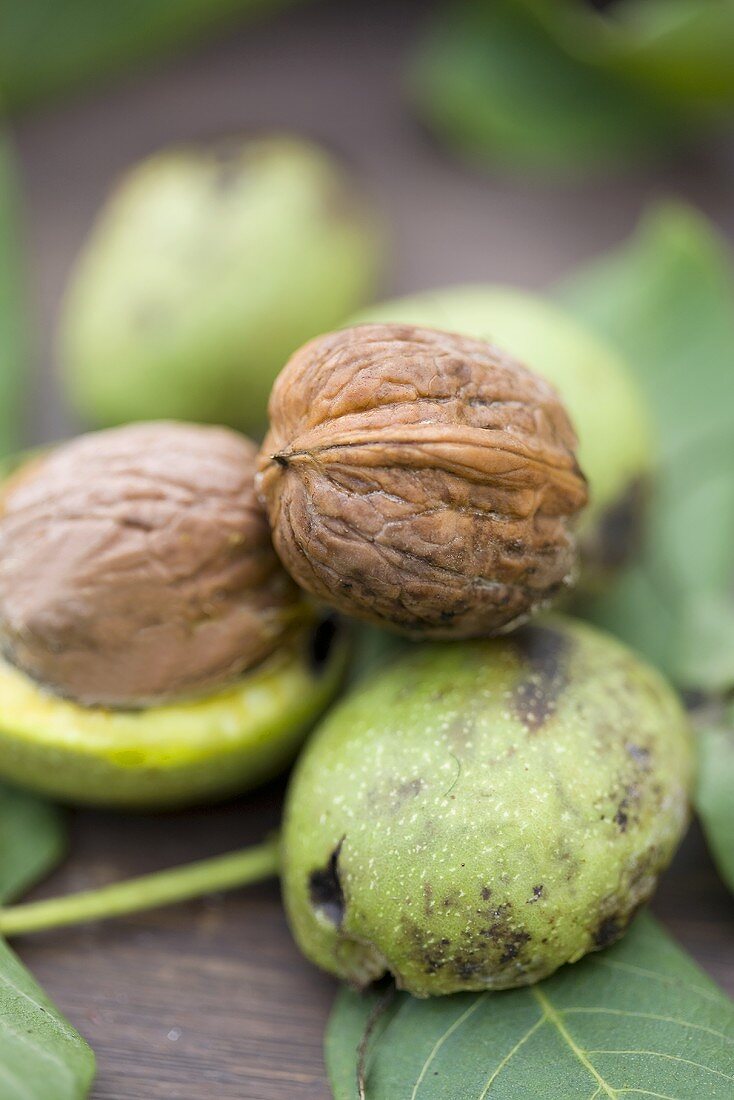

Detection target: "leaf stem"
[0, 835, 281, 937]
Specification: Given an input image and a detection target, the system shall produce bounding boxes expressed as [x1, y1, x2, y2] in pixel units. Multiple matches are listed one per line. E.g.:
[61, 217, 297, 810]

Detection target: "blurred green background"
[4, 0, 734, 449]
[1, 2, 733, 1098]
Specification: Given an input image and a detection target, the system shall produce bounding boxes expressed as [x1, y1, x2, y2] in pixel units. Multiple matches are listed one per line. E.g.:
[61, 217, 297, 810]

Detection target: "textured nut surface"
[0, 422, 303, 707]
[257, 324, 588, 637]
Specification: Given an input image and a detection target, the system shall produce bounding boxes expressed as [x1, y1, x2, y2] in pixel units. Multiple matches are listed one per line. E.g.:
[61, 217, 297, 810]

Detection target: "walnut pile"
[256, 324, 589, 637]
[0, 422, 304, 708]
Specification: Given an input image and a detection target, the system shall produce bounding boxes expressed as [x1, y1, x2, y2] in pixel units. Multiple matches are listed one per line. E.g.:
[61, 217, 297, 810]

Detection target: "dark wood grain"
[15, 800, 734, 1100]
[9, 1, 734, 1096]
[18, 784, 339, 1100]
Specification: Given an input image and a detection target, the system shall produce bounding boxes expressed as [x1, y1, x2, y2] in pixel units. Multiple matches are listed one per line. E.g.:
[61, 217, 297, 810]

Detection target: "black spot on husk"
[500, 931, 531, 964]
[308, 615, 339, 674]
[594, 916, 621, 948]
[308, 838, 346, 927]
[681, 688, 707, 712]
[512, 625, 571, 731]
[594, 478, 647, 571]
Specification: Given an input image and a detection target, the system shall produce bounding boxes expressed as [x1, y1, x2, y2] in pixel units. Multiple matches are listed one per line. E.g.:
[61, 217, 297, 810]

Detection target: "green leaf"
[696, 724, 734, 894]
[410, 1, 734, 179]
[0, 746, 77, 1091]
[326, 913, 734, 1099]
[0, 730, 77, 1093]
[605, 1, 734, 107]
[0, 0, 304, 112]
[326, 987, 401, 1100]
[649, 429, 734, 691]
[557, 203, 734, 690]
[536, 1, 734, 110]
[0, 937, 95, 1098]
[573, 436, 734, 691]
[409, 0, 682, 178]
[572, 560, 679, 683]
[557, 201, 734, 460]
[0, 133, 26, 457]
[0, 783, 66, 904]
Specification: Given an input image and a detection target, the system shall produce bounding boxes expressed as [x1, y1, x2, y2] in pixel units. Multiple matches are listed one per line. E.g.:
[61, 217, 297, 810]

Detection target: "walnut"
[0, 422, 305, 708]
[257, 324, 588, 637]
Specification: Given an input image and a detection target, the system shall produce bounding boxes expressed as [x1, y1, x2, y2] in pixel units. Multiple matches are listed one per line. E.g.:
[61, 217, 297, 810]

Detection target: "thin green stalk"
[0, 835, 281, 937]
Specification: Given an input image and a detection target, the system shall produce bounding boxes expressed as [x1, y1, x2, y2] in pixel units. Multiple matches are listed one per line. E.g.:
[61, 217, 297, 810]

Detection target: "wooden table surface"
[11, 1, 734, 1096]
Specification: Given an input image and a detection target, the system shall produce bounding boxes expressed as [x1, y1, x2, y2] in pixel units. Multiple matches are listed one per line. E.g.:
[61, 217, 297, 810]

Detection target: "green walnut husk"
[355, 285, 655, 581]
[282, 615, 693, 996]
[0, 617, 347, 809]
[0, 447, 349, 808]
[59, 135, 384, 435]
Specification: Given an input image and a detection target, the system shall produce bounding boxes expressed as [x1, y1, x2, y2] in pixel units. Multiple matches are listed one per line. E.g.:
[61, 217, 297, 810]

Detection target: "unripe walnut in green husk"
[0, 424, 348, 808]
[59, 136, 384, 435]
[355, 286, 654, 580]
[282, 616, 693, 996]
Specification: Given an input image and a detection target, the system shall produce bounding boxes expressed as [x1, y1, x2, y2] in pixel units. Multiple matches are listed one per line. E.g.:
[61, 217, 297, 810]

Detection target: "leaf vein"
[617, 1092, 680, 1099]
[0, 1018, 76, 1081]
[532, 988, 618, 1099]
[410, 995, 485, 1100]
[477, 1015, 545, 1098]
[561, 1007, 734, 1043]
[586, 1050, 734, 1081]
[591, 957, 725, 1005]
[0, 968, 81, 1046]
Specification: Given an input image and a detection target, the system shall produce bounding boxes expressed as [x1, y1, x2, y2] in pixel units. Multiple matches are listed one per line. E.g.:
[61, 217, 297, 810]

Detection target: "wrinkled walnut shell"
[257, 324, 588, 637]
[0, 422, 305, 708]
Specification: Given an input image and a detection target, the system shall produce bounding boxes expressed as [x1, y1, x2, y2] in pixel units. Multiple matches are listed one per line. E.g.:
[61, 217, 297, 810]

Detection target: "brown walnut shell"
[257, 324, 588, 637]
[0, 422, 306, 708]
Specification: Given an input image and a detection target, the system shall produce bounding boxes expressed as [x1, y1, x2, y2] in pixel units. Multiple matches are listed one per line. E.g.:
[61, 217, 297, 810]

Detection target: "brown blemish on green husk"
[369, 775, 425, 815]
[593, 890, 648, 951]
[594, 916, 621, 947]
[396, 778, 424, 803]
[499, 931, 532, 963]
[594, 478, 647, 571]
[512, 624, 572, 731]
[399, 892, 536, 985]
[556, 847, 582, 883]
